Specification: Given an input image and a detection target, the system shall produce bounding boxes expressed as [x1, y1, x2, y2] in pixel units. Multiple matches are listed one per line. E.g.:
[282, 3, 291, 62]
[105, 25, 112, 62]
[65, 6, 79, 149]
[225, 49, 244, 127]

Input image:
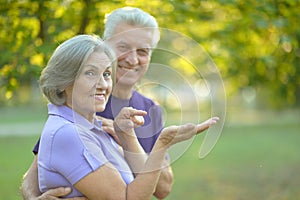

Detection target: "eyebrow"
[85, 64, 112, 70]
[116, 41, 151, 49]
[116, 41, 128, 45]
[105, 66, 112, 70]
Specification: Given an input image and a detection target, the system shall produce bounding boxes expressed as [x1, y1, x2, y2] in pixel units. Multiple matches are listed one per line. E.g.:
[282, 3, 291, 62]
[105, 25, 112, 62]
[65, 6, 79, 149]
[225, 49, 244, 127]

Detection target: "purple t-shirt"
[38, 104, 134, 198]
[33, 91, 163, 154]
[97, 91, 163, 153]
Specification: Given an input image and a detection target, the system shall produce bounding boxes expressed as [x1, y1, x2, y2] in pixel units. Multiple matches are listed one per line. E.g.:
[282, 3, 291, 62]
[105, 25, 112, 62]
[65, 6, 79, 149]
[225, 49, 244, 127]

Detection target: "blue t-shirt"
[97, 91, 163, 153]
[38, 104, 134, 198]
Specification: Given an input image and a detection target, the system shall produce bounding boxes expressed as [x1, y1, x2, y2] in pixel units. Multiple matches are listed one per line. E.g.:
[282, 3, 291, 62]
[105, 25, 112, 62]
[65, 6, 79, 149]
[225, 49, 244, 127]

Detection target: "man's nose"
[125, 50, 138, 65]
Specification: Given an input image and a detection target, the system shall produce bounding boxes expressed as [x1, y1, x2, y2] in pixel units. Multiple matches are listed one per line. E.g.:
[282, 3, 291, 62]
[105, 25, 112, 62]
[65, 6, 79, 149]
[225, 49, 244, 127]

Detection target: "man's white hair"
[103, 6, 160, 47]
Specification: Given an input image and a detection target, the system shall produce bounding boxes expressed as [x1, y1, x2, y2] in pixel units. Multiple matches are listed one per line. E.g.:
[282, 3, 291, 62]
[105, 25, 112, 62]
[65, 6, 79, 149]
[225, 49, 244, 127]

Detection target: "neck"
[112, 84, 134, 100]
[86, 114, 95, 124]
[64, 103, 95, 123]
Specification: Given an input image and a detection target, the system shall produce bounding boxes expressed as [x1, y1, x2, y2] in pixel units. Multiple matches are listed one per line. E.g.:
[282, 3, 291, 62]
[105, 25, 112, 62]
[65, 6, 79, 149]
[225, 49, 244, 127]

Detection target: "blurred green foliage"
[1, 0, 299, 109]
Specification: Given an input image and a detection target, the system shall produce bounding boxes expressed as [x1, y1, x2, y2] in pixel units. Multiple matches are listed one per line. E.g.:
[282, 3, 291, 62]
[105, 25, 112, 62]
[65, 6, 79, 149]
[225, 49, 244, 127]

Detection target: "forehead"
[110, 23, 154, 48]
[85, 51, 112, 68]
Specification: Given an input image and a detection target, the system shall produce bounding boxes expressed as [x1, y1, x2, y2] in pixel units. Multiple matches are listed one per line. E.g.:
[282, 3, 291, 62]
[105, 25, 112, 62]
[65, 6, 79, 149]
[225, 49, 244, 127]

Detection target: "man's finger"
[102, 126, 121, 145]
[102, 126, 115, 136]
[43, 187, 71, 197]
[42, 187, 88, 200]
[65, 197, 88, 200]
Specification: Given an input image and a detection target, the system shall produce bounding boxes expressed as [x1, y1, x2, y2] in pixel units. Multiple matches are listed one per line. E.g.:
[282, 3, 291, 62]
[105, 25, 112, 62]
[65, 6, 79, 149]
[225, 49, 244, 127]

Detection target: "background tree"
[1, 0, 299, 109]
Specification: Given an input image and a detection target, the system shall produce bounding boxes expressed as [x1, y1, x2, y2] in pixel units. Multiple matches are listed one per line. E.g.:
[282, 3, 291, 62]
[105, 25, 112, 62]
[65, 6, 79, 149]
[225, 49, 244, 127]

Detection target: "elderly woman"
[36, 34, 219, 200]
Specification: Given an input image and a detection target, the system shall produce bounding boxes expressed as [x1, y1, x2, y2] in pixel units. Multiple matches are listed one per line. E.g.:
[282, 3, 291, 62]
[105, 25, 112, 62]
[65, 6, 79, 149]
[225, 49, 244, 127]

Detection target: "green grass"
[165, 123, 300, 200]
[0, 135, 38, 200]
[1, 106, 299, 200]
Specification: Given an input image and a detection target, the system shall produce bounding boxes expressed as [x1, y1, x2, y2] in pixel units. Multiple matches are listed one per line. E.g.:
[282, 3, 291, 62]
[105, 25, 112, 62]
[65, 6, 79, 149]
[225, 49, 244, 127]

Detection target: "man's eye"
[118, 45, 129, 52]
[137, 48, 150, 56]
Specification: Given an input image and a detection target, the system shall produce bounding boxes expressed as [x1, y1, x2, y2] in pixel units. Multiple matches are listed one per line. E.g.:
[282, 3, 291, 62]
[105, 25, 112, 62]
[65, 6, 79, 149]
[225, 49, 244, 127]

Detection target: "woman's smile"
[94, 92, 107, 102]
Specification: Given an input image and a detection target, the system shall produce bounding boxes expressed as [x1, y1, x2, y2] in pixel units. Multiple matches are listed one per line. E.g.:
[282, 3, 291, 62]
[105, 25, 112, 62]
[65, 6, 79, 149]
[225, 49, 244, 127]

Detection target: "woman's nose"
[96, 76, 108, 89]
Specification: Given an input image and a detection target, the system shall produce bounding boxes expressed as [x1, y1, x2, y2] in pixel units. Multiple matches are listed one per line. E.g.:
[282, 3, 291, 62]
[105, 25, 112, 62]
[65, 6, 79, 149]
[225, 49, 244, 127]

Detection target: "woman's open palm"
[158, 117, 219, 148]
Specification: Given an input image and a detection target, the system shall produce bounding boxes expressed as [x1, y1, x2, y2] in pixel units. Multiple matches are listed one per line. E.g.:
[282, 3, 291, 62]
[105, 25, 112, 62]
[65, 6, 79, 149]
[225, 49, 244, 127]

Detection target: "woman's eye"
[85, 71, 95, 76]
[103, 71, 111, 78]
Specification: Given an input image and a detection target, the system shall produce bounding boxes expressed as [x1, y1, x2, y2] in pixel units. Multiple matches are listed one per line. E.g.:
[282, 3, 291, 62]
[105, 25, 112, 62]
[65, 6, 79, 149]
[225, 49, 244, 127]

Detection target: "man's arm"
[21, 155, 87, 200]
[21, 156, 42, 200]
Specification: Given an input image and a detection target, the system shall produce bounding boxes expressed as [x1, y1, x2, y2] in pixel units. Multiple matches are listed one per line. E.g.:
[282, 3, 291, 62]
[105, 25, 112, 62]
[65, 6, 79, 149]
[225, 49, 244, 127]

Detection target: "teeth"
[94, 93, 105, 97]
[94, 94, 105, 101]
[119, 66, 138, 72]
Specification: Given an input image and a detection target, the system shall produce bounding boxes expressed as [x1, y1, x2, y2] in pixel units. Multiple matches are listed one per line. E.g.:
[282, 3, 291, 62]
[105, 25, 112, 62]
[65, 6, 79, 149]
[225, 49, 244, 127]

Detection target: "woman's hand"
[130, 115, 145, 126]
[157, 117, 219, 148]
[97, 111, 144, 146]
[113, 107, 147, 140]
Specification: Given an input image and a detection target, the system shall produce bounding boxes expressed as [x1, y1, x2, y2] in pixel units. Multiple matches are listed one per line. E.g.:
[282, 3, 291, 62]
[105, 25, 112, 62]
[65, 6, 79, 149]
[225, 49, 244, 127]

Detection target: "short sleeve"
[149, 104, 164, 136]
[50, 125, 108, 185]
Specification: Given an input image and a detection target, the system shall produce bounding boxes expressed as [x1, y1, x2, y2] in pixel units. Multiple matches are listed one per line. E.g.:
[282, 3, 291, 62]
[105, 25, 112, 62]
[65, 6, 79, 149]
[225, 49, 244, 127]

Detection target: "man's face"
[108, 23, 154, 87]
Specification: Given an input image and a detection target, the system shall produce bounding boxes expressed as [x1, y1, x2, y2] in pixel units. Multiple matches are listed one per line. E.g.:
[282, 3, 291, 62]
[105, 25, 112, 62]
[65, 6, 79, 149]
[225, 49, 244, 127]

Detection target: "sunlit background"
[1, 0, 299, 199]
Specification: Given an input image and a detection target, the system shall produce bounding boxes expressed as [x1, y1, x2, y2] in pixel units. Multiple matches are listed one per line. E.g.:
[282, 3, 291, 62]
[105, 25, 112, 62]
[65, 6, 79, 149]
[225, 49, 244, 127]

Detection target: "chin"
[95, 105, 105, 113]
[117, 78, 138, 86]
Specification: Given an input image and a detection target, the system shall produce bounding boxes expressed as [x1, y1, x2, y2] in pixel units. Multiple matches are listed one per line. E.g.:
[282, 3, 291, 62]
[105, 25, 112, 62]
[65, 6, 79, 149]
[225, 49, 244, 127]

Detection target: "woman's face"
[65, 51, 113, 121]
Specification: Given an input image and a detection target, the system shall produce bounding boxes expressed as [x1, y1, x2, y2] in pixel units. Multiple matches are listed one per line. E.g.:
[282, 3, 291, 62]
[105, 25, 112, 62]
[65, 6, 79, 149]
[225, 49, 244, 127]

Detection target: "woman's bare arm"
[74, 108, 219, 200]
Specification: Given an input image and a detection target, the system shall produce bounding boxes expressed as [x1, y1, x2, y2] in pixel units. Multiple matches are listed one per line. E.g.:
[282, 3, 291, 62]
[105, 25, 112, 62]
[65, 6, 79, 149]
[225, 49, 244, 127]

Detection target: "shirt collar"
[48, 103, 102, 131]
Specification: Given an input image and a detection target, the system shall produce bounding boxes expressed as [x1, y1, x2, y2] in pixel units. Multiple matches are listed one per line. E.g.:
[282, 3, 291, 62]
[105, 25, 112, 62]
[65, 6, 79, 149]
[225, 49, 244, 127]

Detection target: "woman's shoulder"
[39, 118, 83, 161]
[42, 115, 79, 140]
[45, 115, 75, 132]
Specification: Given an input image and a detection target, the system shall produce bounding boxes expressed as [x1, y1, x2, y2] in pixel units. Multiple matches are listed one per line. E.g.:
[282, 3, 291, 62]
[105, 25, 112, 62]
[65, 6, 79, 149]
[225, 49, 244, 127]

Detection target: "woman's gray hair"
[103, 6, 160, 47]
[39, 34, 116, 105]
